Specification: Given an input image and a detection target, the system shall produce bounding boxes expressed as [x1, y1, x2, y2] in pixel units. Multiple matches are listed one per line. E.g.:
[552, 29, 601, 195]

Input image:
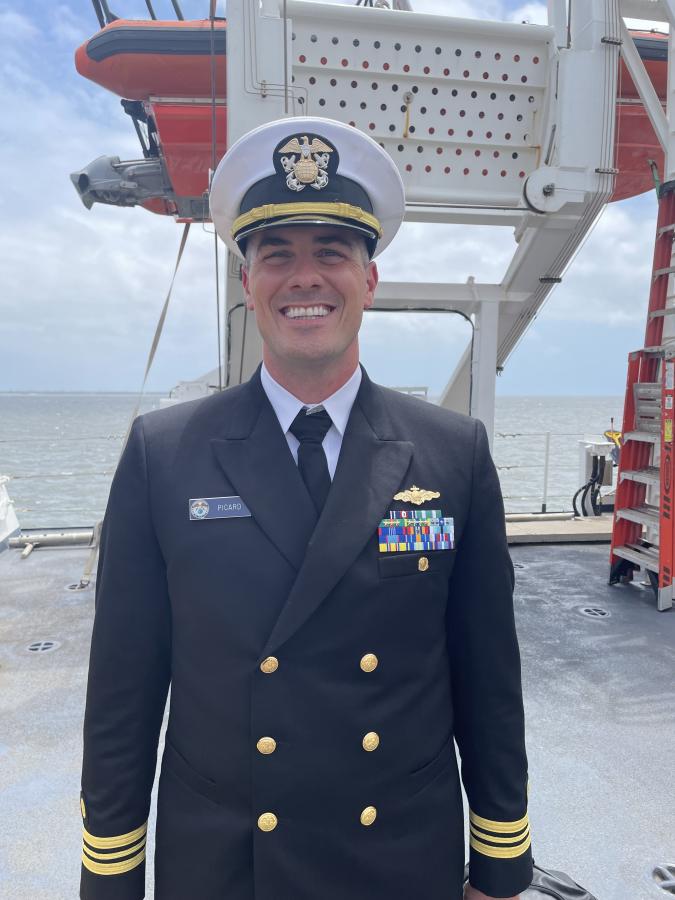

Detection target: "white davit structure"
[220, 0, 622, 448]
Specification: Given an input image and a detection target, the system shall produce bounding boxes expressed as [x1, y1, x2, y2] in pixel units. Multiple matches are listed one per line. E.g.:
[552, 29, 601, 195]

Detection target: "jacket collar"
[211, 366, 413, 653]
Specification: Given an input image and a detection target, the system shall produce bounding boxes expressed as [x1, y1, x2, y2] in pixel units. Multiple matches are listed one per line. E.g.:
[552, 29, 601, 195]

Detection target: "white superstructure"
[219, 0, 621, 449]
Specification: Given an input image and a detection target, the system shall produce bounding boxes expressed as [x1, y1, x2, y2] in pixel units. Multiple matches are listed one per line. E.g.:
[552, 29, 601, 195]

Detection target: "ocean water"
[0, 392, 624, 528]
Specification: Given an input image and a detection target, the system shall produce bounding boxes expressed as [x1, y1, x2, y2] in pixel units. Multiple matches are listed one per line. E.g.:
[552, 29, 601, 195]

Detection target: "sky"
[0, 0, 666, 395]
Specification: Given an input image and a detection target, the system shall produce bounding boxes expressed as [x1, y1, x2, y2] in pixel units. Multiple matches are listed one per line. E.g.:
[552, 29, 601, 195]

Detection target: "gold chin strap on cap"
[232, 201, 382, 238]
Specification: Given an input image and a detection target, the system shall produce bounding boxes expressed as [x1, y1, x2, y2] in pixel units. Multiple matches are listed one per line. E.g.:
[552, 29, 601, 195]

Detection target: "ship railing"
[493, 430, 616, 515]
[1, 428, 614, 524]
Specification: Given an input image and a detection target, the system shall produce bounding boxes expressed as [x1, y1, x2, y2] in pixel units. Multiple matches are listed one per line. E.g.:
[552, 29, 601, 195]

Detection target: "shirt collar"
[260, 363, 362, 437]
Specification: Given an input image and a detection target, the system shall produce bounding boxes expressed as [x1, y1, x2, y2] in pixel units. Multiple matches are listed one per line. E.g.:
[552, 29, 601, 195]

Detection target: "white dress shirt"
[260, 363, 362, 480]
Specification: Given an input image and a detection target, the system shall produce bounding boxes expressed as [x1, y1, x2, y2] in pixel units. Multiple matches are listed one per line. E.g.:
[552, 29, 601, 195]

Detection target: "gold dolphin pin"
[393, 485, 441, 505]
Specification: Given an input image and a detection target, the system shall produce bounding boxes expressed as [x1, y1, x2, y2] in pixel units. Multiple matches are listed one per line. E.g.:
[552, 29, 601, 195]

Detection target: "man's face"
[241, 225, 378, 372]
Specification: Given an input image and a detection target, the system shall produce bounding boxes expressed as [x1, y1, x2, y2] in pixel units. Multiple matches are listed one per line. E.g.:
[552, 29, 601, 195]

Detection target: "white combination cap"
[209, 116, 405, 260]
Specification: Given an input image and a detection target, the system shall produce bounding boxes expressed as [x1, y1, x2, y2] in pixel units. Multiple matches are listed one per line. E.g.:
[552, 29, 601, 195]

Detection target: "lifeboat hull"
[73, 23, 667, 219]
[75, 19, 226, 100]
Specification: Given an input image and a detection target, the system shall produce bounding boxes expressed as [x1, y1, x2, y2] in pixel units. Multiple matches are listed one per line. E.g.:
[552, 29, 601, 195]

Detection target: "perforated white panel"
[286, 1, 555, 208]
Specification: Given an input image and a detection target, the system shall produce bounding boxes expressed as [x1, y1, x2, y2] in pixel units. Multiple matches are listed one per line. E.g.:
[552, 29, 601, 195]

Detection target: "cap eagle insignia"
[393, 485, 441, 505]
[278, 135, 334, 192]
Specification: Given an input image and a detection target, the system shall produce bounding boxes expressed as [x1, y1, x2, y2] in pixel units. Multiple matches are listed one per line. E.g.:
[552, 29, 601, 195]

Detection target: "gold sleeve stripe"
[232, 202, 383, 238]
[82, 821, 147, 849]
[469, 810, 529, 834]
[82, 847, 146, 876]
[82, 836, 146, 861]
[470, 832, 532, 859]
[470, 824, 530, 845]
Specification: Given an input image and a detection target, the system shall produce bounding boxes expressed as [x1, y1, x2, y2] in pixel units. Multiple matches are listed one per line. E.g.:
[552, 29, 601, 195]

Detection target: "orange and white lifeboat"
[72, 21, 667, 220]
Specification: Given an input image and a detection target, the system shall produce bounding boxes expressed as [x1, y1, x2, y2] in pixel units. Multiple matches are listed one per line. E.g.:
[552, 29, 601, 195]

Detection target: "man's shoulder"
[136, 382, 249, 440]
[374, 383, 479, 441]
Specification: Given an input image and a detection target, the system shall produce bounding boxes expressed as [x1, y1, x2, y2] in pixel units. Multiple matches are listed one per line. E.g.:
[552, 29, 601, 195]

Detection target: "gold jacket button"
[257, 812, 278, 832]
[362, 731, 380, 752]
[360, 806, 377, 826]
[360, 653, 378, 673]
[256, 737, 277, 755]
[418, 556, 429, 572]
[260, 656, 279, 674]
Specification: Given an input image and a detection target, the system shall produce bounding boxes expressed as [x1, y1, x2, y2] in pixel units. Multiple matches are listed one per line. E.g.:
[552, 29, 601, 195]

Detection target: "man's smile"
[280, 303, 337, 320]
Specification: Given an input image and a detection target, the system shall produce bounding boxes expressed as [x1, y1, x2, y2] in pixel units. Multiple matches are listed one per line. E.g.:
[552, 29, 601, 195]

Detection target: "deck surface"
[0, 540, 673, 899]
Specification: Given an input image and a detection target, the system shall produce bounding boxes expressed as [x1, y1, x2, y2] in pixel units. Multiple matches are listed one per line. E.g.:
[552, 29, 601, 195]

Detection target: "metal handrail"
[2, 427, 615, 519]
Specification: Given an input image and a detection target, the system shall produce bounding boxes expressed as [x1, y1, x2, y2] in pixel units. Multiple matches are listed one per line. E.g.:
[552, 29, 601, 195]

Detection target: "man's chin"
[280, 344, 344, 367]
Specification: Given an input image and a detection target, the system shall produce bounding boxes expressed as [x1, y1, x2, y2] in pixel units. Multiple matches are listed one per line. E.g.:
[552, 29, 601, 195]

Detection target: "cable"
[209, 0, 223, 391]
[90, 0, 106, 29]
[225, 302, 246, 387]
[213, 232, 224, 391]
[122, 223, 191, 449]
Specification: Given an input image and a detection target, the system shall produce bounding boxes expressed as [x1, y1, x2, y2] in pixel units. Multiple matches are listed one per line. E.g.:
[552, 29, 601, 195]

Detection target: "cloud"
[537, 198, 657, 326]
[402, 0, 503, 18]
[378, 222, 514, 284]
[506, 3, 547, 25]
[624, 18, 668, 32]
[49, 4, 92, 45]
[0, 8, 37, 39]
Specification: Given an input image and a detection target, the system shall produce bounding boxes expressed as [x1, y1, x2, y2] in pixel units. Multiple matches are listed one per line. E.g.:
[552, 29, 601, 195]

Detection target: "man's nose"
[288, 255, 324, 290]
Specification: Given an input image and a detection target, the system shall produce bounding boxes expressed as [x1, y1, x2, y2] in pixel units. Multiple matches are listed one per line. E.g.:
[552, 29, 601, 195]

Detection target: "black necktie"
[289, 407, 333, 515]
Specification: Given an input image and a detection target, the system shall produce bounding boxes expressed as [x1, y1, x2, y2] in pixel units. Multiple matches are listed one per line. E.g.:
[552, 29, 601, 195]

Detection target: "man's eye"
[318, 248, 342, 257]
[264, 251, 291, 261]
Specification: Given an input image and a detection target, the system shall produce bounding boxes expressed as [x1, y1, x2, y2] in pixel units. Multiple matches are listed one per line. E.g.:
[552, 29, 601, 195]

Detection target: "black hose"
[573, 454, 607, 516]
[579, 455, 599, 515]
[590, 457, 606, 515]
[572, 482, 587, 517]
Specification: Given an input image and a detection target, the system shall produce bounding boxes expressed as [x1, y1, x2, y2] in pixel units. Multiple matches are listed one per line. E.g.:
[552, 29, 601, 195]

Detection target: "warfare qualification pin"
[393, 485, 441, 506]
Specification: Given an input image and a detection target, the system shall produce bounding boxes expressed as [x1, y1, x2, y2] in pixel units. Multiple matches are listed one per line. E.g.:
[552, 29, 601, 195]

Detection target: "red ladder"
[609, 184, 675, 611]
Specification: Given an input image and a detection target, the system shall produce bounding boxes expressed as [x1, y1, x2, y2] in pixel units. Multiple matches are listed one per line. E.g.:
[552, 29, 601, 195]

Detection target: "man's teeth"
[283, 305, 332, 319]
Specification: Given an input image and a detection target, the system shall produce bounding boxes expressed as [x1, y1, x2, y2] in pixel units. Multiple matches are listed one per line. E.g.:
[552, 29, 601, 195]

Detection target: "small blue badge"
[189, 496, 251, 521]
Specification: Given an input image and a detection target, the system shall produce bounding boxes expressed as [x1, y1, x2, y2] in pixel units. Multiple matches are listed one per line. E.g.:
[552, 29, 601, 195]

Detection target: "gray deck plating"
[0, 542, 673, 899]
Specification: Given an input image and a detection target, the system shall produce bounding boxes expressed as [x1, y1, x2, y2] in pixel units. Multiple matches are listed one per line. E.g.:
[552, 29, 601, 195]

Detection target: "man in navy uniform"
[79, 116, 532, 900]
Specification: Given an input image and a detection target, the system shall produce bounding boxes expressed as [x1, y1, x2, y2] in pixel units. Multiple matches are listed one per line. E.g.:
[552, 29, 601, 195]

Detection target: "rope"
[209, 0, 224, 391]
[121, 222, 190, 450]
[75, 223, 191, 589]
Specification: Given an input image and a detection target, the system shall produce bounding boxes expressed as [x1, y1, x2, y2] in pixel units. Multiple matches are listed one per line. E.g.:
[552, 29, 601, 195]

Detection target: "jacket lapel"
[210, 370, 316, 572]
[262, 371, 413, 655]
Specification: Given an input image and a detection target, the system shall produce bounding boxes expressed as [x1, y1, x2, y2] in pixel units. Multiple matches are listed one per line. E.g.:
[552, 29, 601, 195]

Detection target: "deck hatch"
[26, 640, 60, 653]
[578, 606, 610, 619]
[653, 864, 675, 895]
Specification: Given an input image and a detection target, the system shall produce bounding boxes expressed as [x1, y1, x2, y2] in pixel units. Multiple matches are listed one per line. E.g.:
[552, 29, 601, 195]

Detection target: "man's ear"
[363, 261, 378, 311]
[241, 264, 255, 311]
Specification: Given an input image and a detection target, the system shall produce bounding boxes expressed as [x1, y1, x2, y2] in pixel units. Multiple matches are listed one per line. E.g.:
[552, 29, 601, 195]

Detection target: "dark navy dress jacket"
[80, 366, 532, 900]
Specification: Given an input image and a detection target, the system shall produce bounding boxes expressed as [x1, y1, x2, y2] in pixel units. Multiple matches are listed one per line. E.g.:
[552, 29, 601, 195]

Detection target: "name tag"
[189, 496, 251, 521]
